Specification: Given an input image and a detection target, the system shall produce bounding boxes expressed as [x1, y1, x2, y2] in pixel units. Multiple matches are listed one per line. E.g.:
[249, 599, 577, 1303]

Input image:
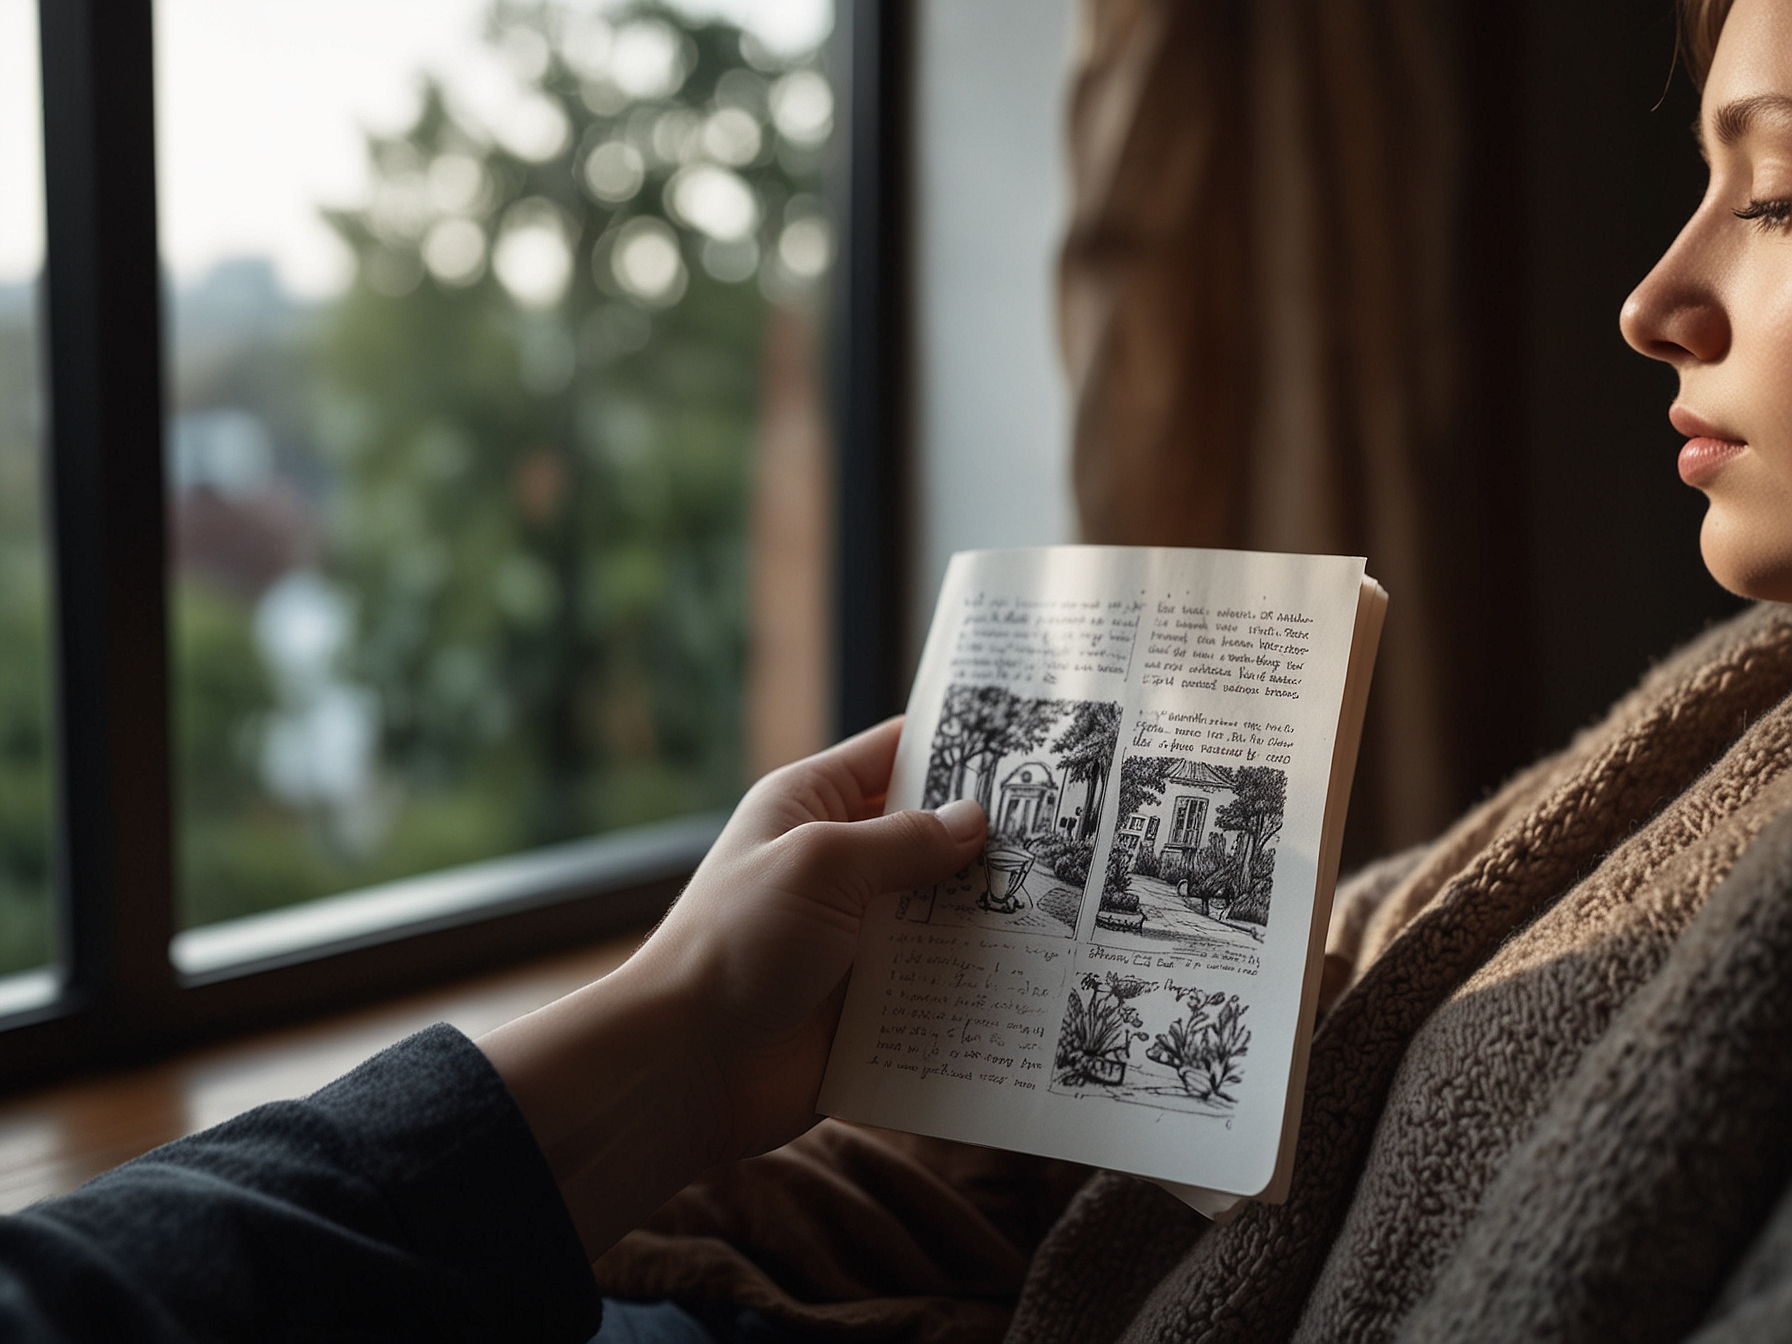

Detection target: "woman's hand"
[636, 717, 987, 1160]
[477, 718, 985, 1260]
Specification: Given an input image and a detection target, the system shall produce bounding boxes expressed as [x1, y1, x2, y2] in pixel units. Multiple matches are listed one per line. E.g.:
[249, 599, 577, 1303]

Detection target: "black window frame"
[1, 0, 910, 1088]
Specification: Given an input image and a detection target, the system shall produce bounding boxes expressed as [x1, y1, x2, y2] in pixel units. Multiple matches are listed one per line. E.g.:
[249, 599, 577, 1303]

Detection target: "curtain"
[1061, 0, 1522, 861]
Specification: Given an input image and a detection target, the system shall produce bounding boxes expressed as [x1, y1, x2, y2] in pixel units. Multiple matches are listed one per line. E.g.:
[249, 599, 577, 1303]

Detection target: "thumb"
[803, 799, 986, 904]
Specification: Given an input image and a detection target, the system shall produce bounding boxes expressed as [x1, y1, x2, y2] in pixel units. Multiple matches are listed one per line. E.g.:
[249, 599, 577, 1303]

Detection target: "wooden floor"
[0, 931, 645, 1214]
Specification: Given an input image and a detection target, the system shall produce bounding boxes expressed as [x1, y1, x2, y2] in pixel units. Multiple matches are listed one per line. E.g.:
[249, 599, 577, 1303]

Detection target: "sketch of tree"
[921, 686, 979, 806]
[1052, 701, 1120, 839]
[1101, 754, 1175, 911]
[1214, 766, 1285, 919]
[1231, 843, 1276, 924]
[922, 684, 1066, 814]
[923, 685, 1007, 806]
[1116, 754, 1176, 827]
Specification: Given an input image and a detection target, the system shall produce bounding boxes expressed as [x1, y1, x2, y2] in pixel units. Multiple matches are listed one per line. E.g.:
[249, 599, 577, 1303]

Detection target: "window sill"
[0, 931, 644, 1213]
[171, 811, 725, 982]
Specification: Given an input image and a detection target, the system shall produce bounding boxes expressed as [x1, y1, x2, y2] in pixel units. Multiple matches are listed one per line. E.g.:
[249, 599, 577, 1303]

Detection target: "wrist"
[477, 954, 728, 1258]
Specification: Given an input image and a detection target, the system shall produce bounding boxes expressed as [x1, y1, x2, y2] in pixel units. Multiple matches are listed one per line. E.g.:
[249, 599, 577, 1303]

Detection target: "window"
[156, 0, 837, 950]
[1169, 795, 1205, 849]
[0, 0, 54, 1003]
[0, 0, 903, 1084]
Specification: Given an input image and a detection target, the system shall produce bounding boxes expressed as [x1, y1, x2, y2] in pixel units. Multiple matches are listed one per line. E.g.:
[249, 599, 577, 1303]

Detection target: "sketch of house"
[995, 761, 1061, 837]
[1114, 759, 1238, 878]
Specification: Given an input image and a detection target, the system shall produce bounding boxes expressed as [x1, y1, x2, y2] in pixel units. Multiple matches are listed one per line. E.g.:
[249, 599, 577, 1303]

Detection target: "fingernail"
[935, 798, 984, 843]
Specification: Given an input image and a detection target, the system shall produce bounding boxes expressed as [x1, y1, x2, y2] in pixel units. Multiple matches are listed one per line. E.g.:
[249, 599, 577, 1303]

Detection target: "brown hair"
[1679, 0, 1735, 90]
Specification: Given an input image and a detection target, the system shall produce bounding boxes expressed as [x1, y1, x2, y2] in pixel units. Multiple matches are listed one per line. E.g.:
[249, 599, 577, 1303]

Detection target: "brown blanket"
[598, 605, 1792, 1343]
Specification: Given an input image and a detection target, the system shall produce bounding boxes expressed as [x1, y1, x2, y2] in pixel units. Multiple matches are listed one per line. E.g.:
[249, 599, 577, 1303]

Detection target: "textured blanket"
[596, 605, 1792, 1343]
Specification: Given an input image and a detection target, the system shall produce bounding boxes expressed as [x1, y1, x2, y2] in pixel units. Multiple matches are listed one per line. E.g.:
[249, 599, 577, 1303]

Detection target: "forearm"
[3, 1026, 602, 1344]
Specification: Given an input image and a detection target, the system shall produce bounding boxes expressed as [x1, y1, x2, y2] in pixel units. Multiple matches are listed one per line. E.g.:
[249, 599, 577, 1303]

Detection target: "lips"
[1670, 404, 1747, 488]
[1679, 437, 1746, 487]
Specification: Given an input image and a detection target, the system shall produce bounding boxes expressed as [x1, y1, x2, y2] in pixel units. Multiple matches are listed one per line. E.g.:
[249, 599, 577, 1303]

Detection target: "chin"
[1699, 508, 1792, 603]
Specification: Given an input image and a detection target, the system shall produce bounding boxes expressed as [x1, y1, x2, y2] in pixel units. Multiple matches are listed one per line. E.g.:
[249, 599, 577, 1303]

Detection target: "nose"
[1620, 225, 1730, 365]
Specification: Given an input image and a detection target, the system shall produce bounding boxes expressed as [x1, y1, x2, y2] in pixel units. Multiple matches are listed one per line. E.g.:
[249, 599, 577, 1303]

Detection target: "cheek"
[1746, 290, 1792, 438]
[1697, 254, 1792, 600]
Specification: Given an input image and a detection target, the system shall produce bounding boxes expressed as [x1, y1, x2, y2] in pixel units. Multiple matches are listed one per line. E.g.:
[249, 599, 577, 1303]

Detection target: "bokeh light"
[668, 164, 759, 242]
[423, 217, 487, 285]
[583, 139, 646, 202]
[610, 215, 687, 304]
[770, 69, 832, 146]
[493, 199, 574, 308]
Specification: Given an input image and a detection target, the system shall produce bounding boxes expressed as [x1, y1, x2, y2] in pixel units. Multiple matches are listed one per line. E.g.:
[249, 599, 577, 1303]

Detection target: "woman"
[3, 1, 1790, 1341]
[972, 2, 1792, 1339]
[596, 3, 1792, 1340]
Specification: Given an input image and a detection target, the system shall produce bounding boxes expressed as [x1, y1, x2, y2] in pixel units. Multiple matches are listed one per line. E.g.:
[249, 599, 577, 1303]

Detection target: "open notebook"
[819, 546, 1386, 1215]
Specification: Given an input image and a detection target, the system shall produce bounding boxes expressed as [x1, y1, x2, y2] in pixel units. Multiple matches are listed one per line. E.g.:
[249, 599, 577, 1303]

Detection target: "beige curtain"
[1061, 0, 1495, 861]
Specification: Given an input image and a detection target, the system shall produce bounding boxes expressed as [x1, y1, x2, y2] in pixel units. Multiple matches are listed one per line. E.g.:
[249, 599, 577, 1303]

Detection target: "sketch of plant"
[1145, 988, 1251, 1104]
[1231, 843, 1276, 925]
[1054, 972, 1149, 1087]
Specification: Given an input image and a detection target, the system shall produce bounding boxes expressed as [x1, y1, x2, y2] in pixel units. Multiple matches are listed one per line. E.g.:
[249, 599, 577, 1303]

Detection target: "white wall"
[907, 0, 1078, 671]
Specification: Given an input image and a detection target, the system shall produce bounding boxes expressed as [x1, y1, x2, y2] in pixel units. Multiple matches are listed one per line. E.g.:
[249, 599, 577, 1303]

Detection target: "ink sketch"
[1090, 754, 1286, 968]
[1050, 972, 1251, 1117]
[896, 686, 1120, 938]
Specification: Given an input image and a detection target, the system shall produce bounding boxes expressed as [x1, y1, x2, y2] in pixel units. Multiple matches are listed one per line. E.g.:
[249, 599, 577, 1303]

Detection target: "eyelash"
[1735, 197, 1792, 232]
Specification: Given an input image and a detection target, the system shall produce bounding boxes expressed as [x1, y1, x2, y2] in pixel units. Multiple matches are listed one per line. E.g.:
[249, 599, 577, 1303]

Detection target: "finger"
[810, 716, 905, 818]
[796, 799, 986, 905]
[740, 718, 907, 835]
[824, 716, 910, 809]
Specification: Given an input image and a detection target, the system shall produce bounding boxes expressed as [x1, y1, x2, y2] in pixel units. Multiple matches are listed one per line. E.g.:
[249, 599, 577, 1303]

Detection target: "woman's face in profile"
[1622, 0, 1792, 601]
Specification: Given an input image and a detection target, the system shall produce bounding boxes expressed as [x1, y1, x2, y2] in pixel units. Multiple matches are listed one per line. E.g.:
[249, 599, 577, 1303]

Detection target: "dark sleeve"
[0, 1023, 605, 1344]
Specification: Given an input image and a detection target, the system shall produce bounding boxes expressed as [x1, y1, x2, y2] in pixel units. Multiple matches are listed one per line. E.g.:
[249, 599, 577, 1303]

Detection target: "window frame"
[0, 0, 910, 1089]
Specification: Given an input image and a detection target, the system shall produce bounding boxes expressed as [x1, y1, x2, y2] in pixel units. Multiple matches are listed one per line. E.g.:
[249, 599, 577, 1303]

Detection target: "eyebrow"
[1700, 93, 1792, 154]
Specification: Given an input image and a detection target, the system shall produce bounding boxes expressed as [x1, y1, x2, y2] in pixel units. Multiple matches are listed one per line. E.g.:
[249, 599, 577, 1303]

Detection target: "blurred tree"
[142, 0, 841, 931]
[310, 0, 831, 861]
[0, 299, 53, 972]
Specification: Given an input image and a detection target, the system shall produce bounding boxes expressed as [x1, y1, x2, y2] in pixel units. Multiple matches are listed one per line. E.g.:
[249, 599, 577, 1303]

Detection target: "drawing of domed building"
[995, 760, 1060, 838]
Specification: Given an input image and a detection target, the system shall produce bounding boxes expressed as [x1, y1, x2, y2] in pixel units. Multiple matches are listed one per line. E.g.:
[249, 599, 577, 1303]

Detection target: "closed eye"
[1735, 197, 1792, 231]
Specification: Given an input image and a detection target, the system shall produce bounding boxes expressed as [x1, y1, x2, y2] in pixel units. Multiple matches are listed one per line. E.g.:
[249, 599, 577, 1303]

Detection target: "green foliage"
[311, 2, 807, 851]
[0, 297, 53, 974]
[165, 1, 828, 927]
[0, 2, 833, 954]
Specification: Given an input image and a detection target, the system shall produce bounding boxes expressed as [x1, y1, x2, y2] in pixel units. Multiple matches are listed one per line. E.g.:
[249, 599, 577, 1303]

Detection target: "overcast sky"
[0, 0, 831, 293]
